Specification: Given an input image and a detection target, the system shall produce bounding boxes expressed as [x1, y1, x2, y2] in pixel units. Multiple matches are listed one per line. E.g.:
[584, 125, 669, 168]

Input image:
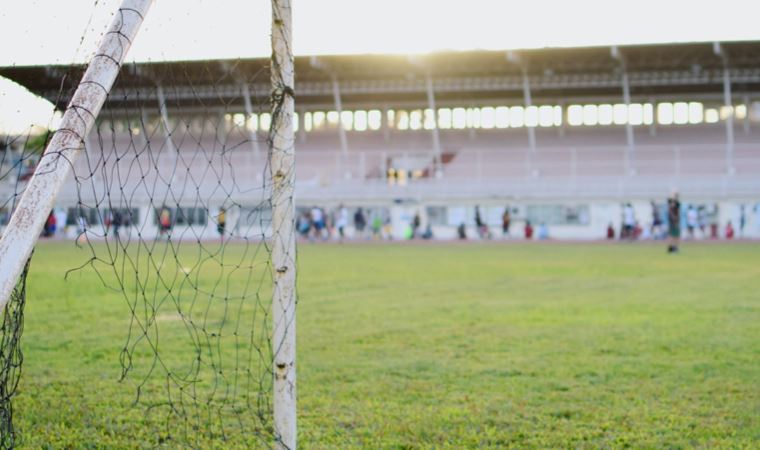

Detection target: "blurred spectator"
[216, 207, 226, 241]
[457, 222, 467, 240]
[411, 212, 421, 239]
[43, 210, 56, 237]
[371, 214, 382, 240]
[606, 222, 615, 240]
[651, 200, 663, 238]
[310, 206, 325, 241]
[297, 212, 310, 238]
[336, 204, 349, 242]
[524, 221, 534, 240]
[421, 224, 433, 240]
[502, 207, 511, 237]
[726, 221, 735, 239]
[686, 205, 698, 239]
[354, 207, 367, 239]
[667, 192, 681, 253]
[622, 203, 635, 240]
[739, 204, 746, 237]
[537, 222, 549, 240]
[55, 208, 68, 238]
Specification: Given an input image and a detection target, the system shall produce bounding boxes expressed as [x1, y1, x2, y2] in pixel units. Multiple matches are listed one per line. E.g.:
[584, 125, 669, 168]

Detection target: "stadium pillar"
[612, 46, 635, 175]
[426, 72, 443, 177]
[0, 0, 155, 312]
[271, 0, 297, 448]
[241, 83, 262, 156]
[381, 106, 391, 143]
[521, 68, 536, 155]
[156, 84, 178, 174]
[743, 94, 750, 135]
[332, 75, 349, 155]
[298, 109, 307, 143]
[714, 42, 734, 174]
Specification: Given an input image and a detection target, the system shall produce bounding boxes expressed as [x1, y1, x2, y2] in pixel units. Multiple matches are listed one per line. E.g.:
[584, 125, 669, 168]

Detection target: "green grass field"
[11, 241, 760, 448]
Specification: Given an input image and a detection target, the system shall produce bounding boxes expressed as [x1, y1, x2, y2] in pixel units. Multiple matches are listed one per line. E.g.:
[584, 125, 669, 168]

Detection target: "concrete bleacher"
[2, 123, 758, 206]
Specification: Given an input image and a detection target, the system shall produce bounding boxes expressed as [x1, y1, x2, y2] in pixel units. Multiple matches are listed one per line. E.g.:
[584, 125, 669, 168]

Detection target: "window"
[396, 110, 410, 130]
[597, 104, 613, 125]
[409, 110, 423, 130]
[705, 108, 720, 123]
[452, 108, 467, 129]
[495, 106, 509, 128]
[426, 206, 448, 226]
[673, 102, 689, 124]
[509, 106, 525, 128]
[153, 207, 208, 227]
[526, 205, 590, 226]
[66, 206, 101, 226]
[353, 110, 367, 131]
[368, 110, 382, 130]
[466, 108, 481, 129]
[480, 107, 495, 129]
[568, 105, 583, 126]
[657, 103, 674, 125]
[613, 104, 628, 125]
[303, 112, 312, 132]
[340, 111, 353, 131]
[688, 102, 703, 124]
[582, 105, 598, 126]
[524, 106, 539, 127]
[312, 111, 326, 130]
[438, 108, 453, 129]
[424, 109, 436, 130]
[259, 113, 272, 131]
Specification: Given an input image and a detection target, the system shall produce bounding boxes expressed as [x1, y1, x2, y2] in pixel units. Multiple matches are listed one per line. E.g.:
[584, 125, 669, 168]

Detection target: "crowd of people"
[607, 194, 749, 249]
[297, 205, 392, 242]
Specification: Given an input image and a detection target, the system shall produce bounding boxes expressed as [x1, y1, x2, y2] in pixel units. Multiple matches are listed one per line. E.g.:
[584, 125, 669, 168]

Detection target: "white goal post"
[0, 0, 298, 448]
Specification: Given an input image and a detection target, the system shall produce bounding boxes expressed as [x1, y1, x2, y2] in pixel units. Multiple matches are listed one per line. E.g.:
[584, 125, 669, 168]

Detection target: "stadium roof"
[2, 41, 760, 112]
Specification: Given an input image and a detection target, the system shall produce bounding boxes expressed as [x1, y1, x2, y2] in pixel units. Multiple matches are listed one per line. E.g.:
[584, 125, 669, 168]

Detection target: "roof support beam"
[426, 72, 443, 178]
[331, 75, 348, 155]
[714, 42, 734, 174]
[240, 83, 261, 156]
[612, 46, 635, 175]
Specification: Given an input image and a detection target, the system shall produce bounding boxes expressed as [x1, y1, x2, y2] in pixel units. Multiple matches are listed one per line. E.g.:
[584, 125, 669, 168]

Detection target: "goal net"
[0, 0, 296, 448]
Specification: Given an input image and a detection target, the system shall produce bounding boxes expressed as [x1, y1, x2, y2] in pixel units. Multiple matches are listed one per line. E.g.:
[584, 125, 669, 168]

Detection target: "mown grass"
[11, 241, 760, 448]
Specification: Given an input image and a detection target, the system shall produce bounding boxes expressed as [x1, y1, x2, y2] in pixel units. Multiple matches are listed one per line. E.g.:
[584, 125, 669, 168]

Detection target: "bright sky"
[1, 0, 759, 134]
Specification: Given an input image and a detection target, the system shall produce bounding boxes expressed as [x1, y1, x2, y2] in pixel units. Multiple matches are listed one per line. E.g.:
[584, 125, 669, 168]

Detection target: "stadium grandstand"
[2, 40, 759, 240]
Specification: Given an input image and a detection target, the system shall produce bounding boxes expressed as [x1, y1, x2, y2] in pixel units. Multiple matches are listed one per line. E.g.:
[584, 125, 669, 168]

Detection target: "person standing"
[667, 192, 681, 253]
[411, 212, 421, 240]
[622, 203, 635, 240]
[217, 207, 226, 241]
[501, 207, 511, 238]
[353, 207, 366, 240]
[336, 204, 349, 242]
[686, 205, 698, 240]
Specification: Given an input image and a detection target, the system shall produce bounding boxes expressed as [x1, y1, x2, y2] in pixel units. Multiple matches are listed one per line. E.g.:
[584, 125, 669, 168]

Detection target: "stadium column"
[271, 0, 297, 449]
[332, 75, 349, 155]
[156, 84, 178, 177]
[521, 68, 536, 155]
[426, 72, 443, 177]
[714, 42, 734, 174]
[241, 83, 262, 156]
[742, 94, 750, 135]
[508, 51, 536, 174]
[612, 46, 635, 175]
[0, 0, 155, 311]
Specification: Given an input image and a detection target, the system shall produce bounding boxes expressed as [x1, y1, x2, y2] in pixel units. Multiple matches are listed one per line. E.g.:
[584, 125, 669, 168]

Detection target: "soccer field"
[12, 241, 760, 448]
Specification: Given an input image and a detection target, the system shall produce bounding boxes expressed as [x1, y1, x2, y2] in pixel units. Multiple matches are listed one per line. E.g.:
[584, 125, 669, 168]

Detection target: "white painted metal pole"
[331, 76, 348, 155]
[722, 66, 735, 173]
[425, 73, 442, 177]
[241, 83, 262, 156]
[522, 69, 536, 153]
[0, 0, 154, 312]
[270, 0, 297, 449]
